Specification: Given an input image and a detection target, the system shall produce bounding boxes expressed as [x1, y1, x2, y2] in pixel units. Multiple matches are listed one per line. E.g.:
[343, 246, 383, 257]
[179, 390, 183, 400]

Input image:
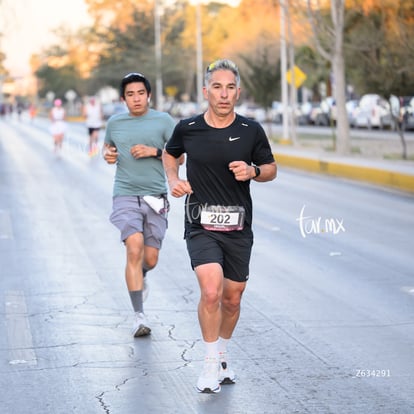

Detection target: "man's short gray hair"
[204, 59, 240, 88]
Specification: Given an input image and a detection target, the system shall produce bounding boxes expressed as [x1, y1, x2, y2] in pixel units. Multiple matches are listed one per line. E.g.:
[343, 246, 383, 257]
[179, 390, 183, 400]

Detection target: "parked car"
[309, 97, 335, 126]
[269, 101, 305, 124]
[298, 101, 316, 125]
[401, 96, 414, 131]
[269, 101, 283, 123]
[235, 103, 266, 122]
[102, 101, 127, 120]
[176, 101, 198, 118]
[345, 99, 359, 125]
[351, 94, 394, 129]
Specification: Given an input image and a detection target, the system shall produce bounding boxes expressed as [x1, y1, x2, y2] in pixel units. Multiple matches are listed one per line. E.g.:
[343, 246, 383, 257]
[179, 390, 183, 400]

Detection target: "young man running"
[104, 73, 176, 337]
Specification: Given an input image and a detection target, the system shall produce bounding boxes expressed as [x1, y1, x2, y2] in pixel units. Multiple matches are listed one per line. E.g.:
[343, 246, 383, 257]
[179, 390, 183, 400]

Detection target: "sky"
[1, 0, 91, 77]
[1, 0, 240, 78]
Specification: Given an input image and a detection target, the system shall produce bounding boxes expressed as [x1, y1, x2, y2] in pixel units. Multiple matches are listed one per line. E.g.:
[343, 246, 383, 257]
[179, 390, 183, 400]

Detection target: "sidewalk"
[271, 142, 414, 194]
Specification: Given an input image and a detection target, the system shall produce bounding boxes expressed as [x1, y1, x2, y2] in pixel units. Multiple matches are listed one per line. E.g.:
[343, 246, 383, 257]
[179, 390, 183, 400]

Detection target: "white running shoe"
[196, 357, 221, 393]
[132, 312, 151, 337]
[219, 352, 236, 384]
[143, 277, 149, 302]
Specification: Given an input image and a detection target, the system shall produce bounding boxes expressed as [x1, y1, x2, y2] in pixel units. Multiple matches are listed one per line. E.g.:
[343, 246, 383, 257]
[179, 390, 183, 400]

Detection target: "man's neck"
[204, 110, 235, 128]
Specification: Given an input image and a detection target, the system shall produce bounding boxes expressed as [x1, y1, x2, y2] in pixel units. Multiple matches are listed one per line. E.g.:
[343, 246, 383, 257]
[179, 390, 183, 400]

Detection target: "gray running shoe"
[132, 312, 151, 337]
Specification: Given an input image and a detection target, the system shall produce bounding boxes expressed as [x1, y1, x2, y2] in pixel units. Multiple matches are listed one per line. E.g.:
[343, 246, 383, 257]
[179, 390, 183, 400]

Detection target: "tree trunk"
[333, 52, 350, 154]
[287, 1, 298, 145]
[331, 0, 350, 155]
[306, 0, 351, 154]
[390, 96, 407, 160]
[395, 120, 408, 160]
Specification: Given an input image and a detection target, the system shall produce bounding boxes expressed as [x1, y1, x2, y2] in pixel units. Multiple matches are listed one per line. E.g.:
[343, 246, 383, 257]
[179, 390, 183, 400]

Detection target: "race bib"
[200, 205, 245, 231]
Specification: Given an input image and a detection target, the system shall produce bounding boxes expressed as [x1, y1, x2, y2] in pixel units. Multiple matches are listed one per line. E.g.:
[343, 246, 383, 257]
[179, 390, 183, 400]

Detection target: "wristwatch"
[253, 165, 261, 178]
[155, 148, 162, 158]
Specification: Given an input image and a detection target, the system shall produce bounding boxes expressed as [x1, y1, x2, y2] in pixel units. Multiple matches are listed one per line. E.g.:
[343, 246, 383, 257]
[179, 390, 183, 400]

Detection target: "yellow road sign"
[286, 65, 307, 88]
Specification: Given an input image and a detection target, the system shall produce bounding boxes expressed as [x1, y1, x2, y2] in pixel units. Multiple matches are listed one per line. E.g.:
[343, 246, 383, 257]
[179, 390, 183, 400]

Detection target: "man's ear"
[202, 87, 208, 100]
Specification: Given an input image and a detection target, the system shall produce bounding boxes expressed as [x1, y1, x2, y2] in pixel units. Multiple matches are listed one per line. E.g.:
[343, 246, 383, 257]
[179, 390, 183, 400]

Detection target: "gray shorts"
[110, 196, 168, 248]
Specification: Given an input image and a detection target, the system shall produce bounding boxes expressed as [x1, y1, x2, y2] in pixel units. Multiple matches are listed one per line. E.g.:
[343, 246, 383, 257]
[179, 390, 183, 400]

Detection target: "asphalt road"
[1, 116, 413, 414]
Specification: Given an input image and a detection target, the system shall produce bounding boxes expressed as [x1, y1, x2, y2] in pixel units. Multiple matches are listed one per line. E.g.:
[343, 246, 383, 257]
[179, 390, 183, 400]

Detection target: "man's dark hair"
[120, 73, 151, 98]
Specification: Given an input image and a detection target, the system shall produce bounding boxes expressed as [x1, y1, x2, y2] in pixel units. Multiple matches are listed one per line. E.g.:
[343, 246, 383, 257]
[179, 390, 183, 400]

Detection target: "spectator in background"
[16, 101, 24, 121]
[29, 103, 37, 123]
[83, 97, 103, 157]
[49, 99, 67, 156]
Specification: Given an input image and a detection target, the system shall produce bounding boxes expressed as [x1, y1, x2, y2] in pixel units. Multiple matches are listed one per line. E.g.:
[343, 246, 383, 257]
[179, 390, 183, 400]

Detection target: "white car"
[351, 94, 394, 129]
[102, 101, 127, 120]
[309, 97, 335, 126]
[235, 103, 266, 122]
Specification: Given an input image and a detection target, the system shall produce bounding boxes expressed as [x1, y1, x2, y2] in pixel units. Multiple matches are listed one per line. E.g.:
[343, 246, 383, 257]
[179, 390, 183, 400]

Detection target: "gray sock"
[129, 290, 143, 313]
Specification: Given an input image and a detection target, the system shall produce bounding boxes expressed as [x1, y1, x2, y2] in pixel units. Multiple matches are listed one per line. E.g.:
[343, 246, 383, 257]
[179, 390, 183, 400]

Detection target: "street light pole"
[0, 35, 4, 103]
[154, 0, 163, 111]
[196, 0, 204, 111]
[280, 0, 289, 142]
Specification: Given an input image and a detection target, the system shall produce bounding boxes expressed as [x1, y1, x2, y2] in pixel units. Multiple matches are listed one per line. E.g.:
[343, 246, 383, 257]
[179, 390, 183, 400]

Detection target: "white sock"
[218, 337, 230, 355]
[204, 339, 219, 358]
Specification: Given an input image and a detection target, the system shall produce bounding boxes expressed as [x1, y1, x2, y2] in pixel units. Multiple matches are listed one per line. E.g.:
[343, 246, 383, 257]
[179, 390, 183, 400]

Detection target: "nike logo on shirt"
[229, 136, 241, 141]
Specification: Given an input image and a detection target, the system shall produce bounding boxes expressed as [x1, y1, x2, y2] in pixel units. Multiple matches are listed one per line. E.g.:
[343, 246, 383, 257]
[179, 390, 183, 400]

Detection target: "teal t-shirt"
[104, 109, 176, 197]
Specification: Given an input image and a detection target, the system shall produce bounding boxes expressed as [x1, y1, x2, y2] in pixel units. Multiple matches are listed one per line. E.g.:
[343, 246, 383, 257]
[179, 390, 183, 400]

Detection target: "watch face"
[255, 166, 261, 177]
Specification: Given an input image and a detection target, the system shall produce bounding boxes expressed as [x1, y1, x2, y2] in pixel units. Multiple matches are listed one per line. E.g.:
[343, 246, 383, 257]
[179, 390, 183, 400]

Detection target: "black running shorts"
[185, 228, 253, 282]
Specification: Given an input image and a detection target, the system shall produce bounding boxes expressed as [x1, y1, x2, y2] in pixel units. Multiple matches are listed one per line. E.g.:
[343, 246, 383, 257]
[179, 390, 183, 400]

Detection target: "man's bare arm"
[162, 150, 192, 198]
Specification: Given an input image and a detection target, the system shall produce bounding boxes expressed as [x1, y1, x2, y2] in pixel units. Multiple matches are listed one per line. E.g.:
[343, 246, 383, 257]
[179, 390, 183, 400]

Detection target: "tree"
[295, 44, 331, 101]
[35, 63, 82, 100]
[84, 0, 201, 101]
[33, 25, 91, 99]
[306, 0, 350, 155]
[344, 0, 414, 96]
[0, 48, 7, 77]
[92, 8, 156, 87]
[28, 0, 414, 118]
[344, 0, 414, 159]
[0, 0, 15, 100]
[0, 29, 8, 79]
[239, 48, 281, 109]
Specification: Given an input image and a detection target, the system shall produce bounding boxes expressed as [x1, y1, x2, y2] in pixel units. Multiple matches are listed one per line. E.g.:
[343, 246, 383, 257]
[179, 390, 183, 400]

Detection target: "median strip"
[275, 152, 414, 193]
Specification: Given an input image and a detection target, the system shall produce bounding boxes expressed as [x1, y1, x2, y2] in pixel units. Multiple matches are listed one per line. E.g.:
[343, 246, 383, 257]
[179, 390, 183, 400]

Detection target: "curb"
[275, 153, 414, 194]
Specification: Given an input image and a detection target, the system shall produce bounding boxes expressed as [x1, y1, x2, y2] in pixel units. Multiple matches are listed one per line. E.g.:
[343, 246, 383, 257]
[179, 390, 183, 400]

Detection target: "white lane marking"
[5, 291, 37, 366]
[0, 210, 13, 239]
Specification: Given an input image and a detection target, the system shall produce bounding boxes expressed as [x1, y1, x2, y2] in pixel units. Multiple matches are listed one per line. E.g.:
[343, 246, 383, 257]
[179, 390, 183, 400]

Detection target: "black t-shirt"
[165, 113, 275, 232]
